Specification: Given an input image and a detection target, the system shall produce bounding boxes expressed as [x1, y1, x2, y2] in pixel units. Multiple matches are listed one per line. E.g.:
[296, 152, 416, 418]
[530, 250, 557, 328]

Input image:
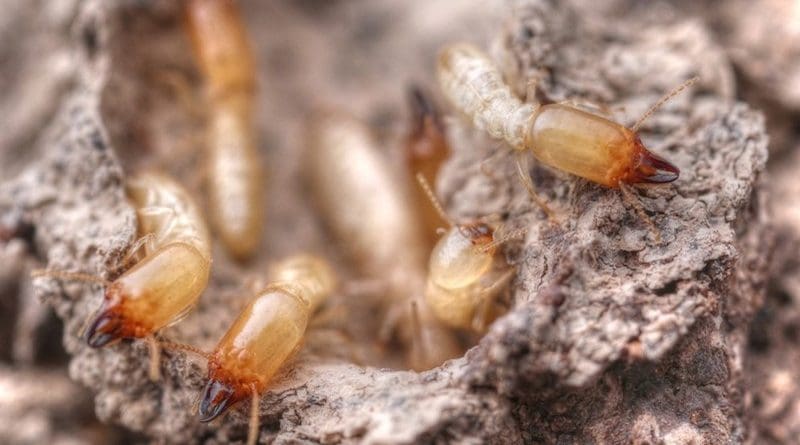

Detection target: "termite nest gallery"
[19, 0, 746, 443]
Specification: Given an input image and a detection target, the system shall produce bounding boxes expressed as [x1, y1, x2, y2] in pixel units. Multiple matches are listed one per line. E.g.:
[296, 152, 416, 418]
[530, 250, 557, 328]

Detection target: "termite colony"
[30, 1, 698, 444]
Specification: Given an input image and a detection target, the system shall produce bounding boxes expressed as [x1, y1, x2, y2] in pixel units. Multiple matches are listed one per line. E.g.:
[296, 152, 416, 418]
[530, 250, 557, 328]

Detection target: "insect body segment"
[437, 43, 681, 188]
[198, 255, 336, 422]
[186, 0, 264, 261]
[86, 172, 211, 348]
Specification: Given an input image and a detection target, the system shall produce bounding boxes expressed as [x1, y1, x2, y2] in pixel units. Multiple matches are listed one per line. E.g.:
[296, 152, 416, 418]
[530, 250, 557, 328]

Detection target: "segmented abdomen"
[437, 43, 537, 149]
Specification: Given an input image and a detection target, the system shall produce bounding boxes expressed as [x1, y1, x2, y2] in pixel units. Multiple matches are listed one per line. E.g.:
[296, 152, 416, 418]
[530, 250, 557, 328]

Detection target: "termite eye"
[199, 379, 236, 422]
[85, 309, 122, 348]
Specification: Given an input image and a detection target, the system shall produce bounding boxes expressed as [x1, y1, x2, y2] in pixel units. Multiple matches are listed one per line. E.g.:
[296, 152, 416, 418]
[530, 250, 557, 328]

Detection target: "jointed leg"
[247, 384, 260, 445]
[146, 334, 161, 382]
[472, 269, 516, 331]
[515, 152, 558, 223]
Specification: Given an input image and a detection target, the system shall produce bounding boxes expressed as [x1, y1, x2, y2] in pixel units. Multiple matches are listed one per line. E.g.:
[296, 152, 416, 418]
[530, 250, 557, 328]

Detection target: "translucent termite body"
[416, 176, 513, 331]
[86, 172, 212, 348]
[198, 254, 335, 438]
[305, 113, 461, 371]
[437, 43, 682, 188]
[405, 86, 452, 248]
[185, 0, 264, 261]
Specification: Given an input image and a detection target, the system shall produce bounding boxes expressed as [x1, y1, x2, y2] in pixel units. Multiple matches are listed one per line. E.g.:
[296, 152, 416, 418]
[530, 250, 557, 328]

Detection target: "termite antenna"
[31, 269, 111, 287]
[631, 76, 699, 132]
[416, 173, 453, 228]
[159, 338, 211, 360]
[481, 226, 528, 253]
[618, 182, 662, 244]
[247, 384, 260, 445]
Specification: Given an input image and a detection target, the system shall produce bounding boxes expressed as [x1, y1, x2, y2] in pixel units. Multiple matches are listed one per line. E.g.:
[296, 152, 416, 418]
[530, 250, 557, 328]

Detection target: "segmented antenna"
[416, 173, 453, 227]
[632, 76, 699, 132]
[31, 269, 110, 287]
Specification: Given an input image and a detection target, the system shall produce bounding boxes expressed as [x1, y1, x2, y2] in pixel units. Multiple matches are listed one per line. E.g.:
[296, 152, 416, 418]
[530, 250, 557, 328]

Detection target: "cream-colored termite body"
[416, 175, 514, 331]
[185, 0, 264, 261]
[437, 43, 683, 188]
[198, 254, 335, 445]
[305, 113, 461, 371]
[33, 172, 211, 380]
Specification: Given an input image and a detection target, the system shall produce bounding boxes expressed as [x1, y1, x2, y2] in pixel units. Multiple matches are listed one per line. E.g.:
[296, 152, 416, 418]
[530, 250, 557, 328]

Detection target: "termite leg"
[147, 334, 161, 382]
[514, 152, 558, 223]
[472, 268, 516, 332]
[618, 181, 662, 244]
[113, 233, 157, 275]
[247, 384, 260, 445]
[478, 143, 507, 181]
[408, 299, 428, 370]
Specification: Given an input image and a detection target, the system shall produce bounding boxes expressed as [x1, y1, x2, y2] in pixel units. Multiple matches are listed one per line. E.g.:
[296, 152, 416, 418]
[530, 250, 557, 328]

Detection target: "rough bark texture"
[0, 0, 778, 444]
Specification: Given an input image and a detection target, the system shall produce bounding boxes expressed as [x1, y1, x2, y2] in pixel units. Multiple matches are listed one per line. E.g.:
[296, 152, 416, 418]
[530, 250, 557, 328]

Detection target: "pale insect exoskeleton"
[185, 0, 264, 261]
[404, 85, 452, 249]
[437, 43, 698, 239]
[196, 254, 336, 445]
[305, 111, 462, 371]
[32, 172, 212, 381]
[416, 174, 517, 332]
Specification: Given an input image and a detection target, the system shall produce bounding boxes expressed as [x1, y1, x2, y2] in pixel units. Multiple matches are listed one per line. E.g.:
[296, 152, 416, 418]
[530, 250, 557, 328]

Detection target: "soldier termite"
[196, 254, 336, 445]
[405, 86, 452, 248]
[305, 112, 461, 371]
[437, 43, 697, 237]
[32, 172, 212, 381]
[416, 174, 517, 331]
[185, 0, 265, 261]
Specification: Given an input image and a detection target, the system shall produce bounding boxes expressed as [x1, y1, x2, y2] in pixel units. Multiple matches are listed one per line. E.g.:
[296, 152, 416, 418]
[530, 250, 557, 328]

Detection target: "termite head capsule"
[85, 283, 142, 348]
[429, 222, 496, 289]
[622, 135, 680, 184]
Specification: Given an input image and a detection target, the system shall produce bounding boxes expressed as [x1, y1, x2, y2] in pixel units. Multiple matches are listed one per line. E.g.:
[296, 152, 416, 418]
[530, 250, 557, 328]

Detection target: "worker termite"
[405, 86, 452, 248]
[437, 43, 696, 235]
[305, 112, 461, 371]
[32, 172, 211, 381]
[185, 0, 264, 261]
[197, 254, 336, 445]
[416, 174, 517, 331]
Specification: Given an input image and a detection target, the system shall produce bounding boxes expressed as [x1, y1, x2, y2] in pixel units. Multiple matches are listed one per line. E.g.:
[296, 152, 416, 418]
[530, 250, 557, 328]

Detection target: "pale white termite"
[305, 112, 462, 371]
[185, 0, 265, 261]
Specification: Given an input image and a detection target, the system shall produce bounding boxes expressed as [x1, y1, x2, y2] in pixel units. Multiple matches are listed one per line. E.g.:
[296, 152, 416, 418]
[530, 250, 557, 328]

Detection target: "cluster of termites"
[30, 1, 698, 444]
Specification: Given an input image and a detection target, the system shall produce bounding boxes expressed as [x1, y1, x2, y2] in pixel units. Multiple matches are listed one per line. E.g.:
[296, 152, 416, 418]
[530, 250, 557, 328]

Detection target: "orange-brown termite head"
[198, 254, 335, 424]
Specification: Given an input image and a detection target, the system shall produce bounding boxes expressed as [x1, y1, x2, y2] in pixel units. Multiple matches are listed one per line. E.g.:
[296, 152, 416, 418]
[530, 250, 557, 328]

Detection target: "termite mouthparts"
[199, 379, 237, 422]
[625, 136, 680, 184]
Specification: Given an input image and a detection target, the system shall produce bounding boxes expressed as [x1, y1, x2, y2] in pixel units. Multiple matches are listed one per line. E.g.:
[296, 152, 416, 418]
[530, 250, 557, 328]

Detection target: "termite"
[405, 86, 452, 248]
[185, 0, 264, 261]
[416, 174, 517, 331]
[197, 254, 336, 445]
[437, 43, 696, 234]
[32, 172, 211, 380]
[305, 112, 461, 371]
